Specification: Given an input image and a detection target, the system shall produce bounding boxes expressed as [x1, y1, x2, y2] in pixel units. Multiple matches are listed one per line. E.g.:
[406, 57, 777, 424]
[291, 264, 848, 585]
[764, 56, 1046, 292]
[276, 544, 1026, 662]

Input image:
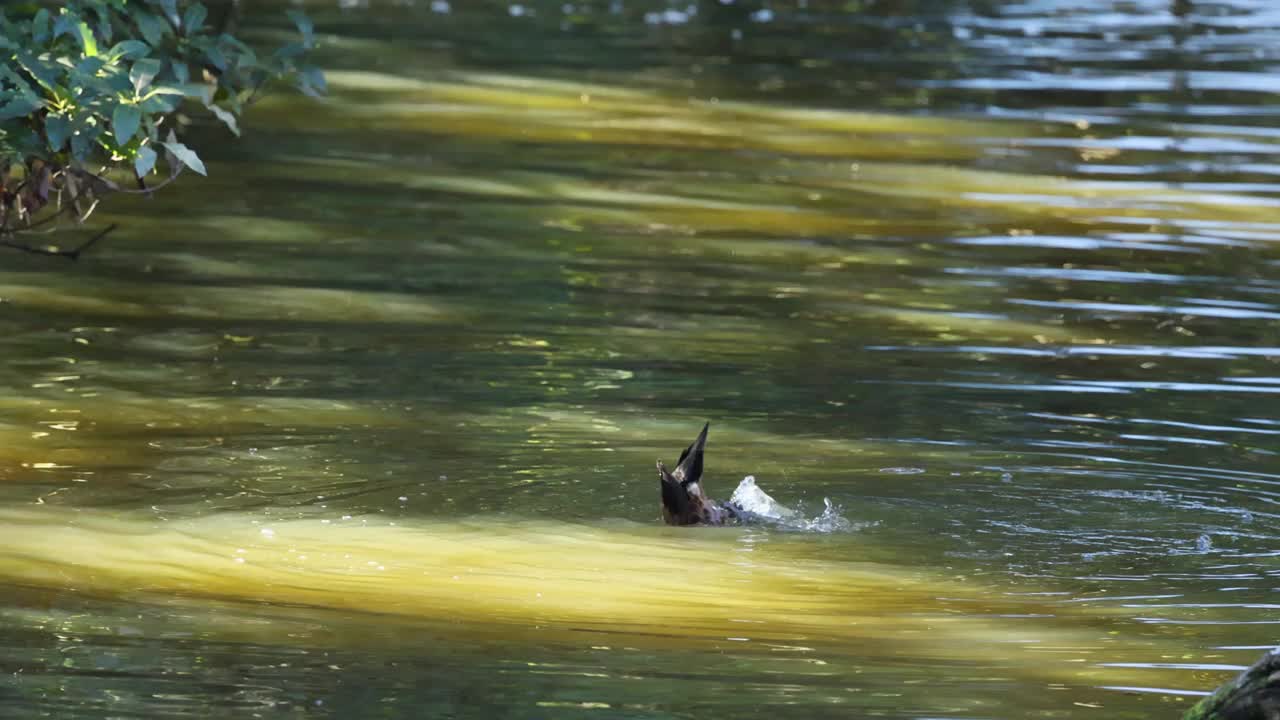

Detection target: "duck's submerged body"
[659, 423, 796, 526]
[656, 424, 852, 531]
[657, 423, 738, 526]
[660, 422, 798, 525]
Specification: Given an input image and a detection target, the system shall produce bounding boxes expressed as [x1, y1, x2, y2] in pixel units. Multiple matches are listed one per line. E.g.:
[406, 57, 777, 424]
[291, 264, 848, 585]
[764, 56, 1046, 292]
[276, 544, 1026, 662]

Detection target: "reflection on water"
[1, 0, 1278, 717]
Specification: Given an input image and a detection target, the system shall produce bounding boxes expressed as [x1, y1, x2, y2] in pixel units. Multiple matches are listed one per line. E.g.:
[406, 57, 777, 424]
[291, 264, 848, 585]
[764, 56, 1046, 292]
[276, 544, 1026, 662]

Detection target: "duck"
[657, 422, 739, 526]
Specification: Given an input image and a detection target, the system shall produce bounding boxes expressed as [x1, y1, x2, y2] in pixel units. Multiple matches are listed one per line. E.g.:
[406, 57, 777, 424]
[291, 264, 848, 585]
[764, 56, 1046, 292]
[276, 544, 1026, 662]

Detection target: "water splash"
[729, 476, 855, 533]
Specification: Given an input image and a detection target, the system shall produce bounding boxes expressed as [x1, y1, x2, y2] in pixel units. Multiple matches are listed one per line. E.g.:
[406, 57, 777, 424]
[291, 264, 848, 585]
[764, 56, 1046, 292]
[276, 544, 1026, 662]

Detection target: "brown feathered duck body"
[657, 423, 739, 526]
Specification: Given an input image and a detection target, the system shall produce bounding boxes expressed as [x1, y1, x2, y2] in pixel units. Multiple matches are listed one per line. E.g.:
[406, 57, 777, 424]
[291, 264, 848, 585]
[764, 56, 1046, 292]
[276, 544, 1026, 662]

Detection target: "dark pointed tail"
[658, 423, 710, 525]
[672, 422, 708, 485]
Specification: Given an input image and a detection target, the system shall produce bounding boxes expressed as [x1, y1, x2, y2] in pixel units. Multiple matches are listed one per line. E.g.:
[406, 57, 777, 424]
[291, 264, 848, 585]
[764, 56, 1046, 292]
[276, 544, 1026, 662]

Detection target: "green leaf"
[74, 55, 106, 74]
[168, 82, 213, 104]
[15, 52, 62, 93]
[105, 40, 150, 62]
[203, 44, 227, 71]
[134, 12, 168, 47]
[219, 34, 254, 55]
[45, 114, 71, 150]
[303, 66, 327, 92]
[221, 35, 258, 70]
[70, 124, 102, 163]
[96, 65, 134, 95]
[138, 94, 177, 114]
[0, 96, 40, 121]
[161, 139, 206, 176]
[298, 66, 327, 97]
[0, 67, 38, 104]
[182, 3, 207, 35]
[0, 0, 317, 202]
[207, 103, 239, 136]
[157, 0, 179, 26]
[0, 125, 43, 159]
[74, 56, 107, 79]
[273, 43, 306, 61]
[31, 8, 51, 44]
[112, 104, 140, 145]
[95, 7, 113, 45]
[76, 21, 98, 56]
[287, 10, 315, 48]
[146, 85, 188, 97]
[129, 58, 161, 94]
[53, 12, 78, 43]
[134, 144, 156, 177]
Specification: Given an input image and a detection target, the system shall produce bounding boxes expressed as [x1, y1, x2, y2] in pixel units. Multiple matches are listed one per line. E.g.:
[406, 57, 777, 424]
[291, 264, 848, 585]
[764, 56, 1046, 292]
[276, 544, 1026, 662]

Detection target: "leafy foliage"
[0, 0, 322, 255]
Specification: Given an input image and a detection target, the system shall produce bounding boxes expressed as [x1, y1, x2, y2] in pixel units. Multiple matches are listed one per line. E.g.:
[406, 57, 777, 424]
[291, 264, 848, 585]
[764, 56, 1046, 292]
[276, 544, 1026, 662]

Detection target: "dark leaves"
[0, 0, 324, 254]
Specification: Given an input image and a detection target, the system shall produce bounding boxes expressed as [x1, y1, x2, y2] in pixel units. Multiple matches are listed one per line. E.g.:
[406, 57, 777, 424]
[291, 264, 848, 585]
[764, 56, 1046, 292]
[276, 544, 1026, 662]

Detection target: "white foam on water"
[729, 476, 855, 533]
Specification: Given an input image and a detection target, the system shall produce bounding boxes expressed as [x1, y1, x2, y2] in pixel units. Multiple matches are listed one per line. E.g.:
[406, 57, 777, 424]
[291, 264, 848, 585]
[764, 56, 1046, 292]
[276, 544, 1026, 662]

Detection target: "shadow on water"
[1, 0, 1279, 717]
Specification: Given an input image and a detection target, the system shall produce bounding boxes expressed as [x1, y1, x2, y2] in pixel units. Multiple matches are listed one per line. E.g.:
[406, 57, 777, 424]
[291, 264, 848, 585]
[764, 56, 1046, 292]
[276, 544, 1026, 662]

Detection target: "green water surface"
[1, 1, 1278, 718]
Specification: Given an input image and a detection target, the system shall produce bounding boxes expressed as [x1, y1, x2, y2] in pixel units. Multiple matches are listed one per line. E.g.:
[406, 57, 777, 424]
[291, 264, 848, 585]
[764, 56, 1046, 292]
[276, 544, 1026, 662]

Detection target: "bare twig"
[0, 223, 116, 260]
[0, 157, 182, 259]
[87, 163, 185, 195]
[17, 180, 97, 232]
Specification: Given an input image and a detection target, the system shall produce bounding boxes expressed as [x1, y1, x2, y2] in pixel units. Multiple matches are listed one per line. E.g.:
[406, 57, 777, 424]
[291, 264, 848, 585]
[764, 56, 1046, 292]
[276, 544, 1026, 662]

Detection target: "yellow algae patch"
[820, 162, 1280, 225]
[0, 392, 406, 475]
[864, 306, 1081, 344]
[0, 434, 148, 475]
[0, 278, 450, 324]
[259, 159, 901, 240]
[0, 506, 1036, 643]
[259, 146, 1276, 245]
[316, 69, 1023, 162]
[0, 505, 1194, 693]
[1, 395, 400, 434]
[248, 70, 1274, 242]
[714, 101, 1009, 138]
[187, 214, 332, 246]
[0, 391, 392, 427]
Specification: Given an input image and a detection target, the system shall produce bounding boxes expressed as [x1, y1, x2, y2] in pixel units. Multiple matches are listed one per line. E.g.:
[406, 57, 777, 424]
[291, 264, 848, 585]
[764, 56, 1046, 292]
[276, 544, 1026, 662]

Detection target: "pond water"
[2, 1, 1279, 718]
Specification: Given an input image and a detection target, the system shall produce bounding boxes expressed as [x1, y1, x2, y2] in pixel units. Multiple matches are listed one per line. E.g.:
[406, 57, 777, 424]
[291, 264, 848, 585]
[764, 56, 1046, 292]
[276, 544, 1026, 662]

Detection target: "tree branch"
[0, 223, 116, 260]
